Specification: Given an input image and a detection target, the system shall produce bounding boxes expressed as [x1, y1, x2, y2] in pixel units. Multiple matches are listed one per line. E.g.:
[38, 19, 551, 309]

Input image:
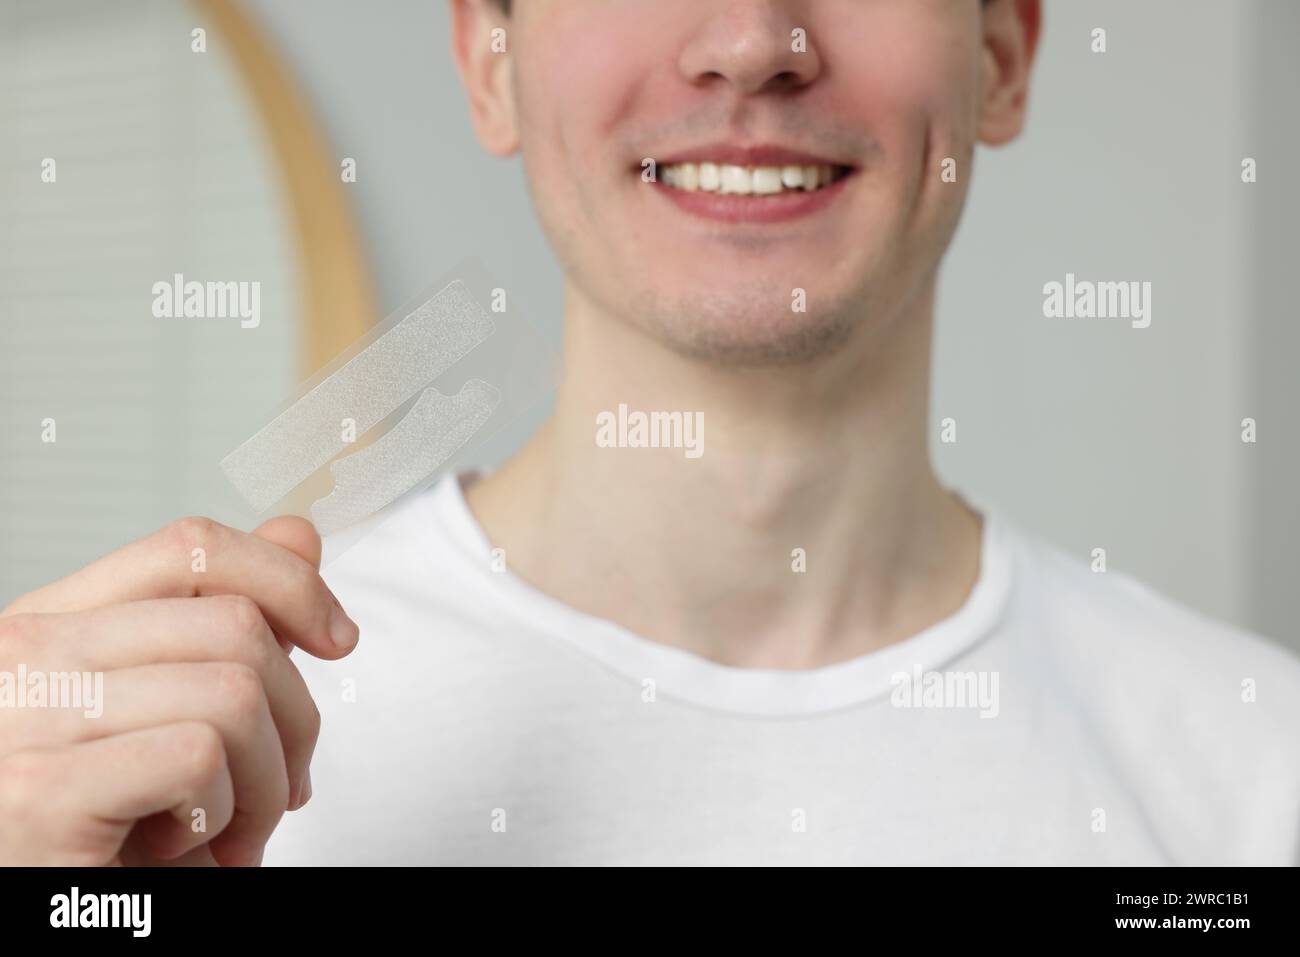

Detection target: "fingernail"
[301, 770, 312, 805]
[329, 604, 359, 649]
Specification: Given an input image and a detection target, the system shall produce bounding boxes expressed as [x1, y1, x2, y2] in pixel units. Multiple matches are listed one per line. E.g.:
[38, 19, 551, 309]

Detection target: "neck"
[466, 279, 982, 669]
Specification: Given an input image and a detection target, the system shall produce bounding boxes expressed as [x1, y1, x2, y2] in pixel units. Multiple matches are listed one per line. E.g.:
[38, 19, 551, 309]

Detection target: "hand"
[0, 515, 358, 866]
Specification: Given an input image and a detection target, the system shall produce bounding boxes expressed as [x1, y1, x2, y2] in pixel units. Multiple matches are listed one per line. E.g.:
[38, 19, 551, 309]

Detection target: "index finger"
[3, 517, 359, 659]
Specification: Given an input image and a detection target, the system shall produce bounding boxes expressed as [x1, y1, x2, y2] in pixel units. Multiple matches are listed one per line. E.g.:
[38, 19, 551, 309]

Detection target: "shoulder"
[320, 473, 491, 611]
[1005, 522, 1300, 708]
[299, 473, 511, 703]
[997, 518, 1300, 862]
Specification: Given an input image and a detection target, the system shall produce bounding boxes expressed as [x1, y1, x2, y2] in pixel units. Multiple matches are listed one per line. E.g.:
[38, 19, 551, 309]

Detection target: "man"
[2, 0, 1297, 866]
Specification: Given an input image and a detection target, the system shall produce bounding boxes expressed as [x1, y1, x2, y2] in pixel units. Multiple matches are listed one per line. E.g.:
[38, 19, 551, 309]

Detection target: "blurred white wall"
[1244, 0, 1300, 652]
[935, 0, 1254, 630]
[0, 0, 300, 601]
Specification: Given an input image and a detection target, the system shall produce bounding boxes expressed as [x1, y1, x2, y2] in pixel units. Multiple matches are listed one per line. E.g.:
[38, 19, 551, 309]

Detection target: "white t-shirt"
[265, 473, 1300, 865]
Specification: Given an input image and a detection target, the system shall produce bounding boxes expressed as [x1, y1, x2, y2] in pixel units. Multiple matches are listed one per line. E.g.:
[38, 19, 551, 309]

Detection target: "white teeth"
[658, 161, 843, 195]
[752, 168, 784, 194]
[720, 164, 752, 194]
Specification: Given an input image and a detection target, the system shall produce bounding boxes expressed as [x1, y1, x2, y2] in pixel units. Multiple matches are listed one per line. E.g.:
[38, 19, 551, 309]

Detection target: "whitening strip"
[310, 379, 501, 535]
[218, 262, 559, 551]
[220, 281, 494, 513]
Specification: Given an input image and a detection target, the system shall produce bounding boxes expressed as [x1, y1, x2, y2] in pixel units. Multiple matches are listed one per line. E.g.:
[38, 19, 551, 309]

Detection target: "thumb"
[251, 516, 327, 653]
[252, 515, 322, 569]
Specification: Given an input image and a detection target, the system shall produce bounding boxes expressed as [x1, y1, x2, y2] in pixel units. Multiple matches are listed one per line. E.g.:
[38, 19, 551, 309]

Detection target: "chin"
[634, 293, 862, 368]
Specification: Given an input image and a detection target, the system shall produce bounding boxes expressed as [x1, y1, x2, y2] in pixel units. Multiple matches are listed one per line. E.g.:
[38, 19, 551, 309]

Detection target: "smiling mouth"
[659, 162, 852, 195]
[642, 143, 859, 225]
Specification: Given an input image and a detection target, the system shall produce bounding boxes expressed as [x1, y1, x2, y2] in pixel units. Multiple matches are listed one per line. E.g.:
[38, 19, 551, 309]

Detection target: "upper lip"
[650, 142, 854, 169]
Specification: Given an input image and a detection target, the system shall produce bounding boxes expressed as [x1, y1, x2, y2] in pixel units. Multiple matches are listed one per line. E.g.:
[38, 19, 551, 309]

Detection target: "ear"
[977, 0, 1042, 146]
[449, 0, 519, 156]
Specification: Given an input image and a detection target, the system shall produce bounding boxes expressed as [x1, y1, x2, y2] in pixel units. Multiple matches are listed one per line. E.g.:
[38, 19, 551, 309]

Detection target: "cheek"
[839, 27, 977, 171]
[828, 22, 981, 261]
[515, 7, 659, 184]
[511, 8, 666, 273]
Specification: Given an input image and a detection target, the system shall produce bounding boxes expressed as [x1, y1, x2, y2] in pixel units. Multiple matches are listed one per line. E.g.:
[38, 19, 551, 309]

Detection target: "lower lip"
[652, 172, 853, 225]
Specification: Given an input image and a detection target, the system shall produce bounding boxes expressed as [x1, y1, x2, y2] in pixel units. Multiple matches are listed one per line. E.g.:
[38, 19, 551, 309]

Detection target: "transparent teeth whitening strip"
[221, 280, 492, 514]
[219, 262, 557, 545]
[310, 379, 501, 534]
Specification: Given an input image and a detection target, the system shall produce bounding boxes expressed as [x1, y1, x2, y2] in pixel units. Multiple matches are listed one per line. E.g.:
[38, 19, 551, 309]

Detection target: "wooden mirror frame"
[197, 0, 376, 376]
